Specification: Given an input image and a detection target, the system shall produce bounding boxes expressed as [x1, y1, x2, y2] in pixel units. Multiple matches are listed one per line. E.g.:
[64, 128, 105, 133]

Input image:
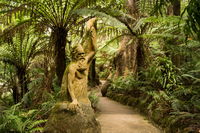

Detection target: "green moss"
[44, 103, 101, 133]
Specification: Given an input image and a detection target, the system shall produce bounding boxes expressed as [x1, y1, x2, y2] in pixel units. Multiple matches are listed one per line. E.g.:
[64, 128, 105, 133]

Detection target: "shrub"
[88, 91, 99, 110]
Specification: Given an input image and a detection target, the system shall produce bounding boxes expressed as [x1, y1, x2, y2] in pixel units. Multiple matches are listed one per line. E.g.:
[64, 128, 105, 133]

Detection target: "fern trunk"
[114, 0, 150, 77]
[17, 68, 28, 99]
[88, 59, 100, 87]
[51, 28, 68, 86]
[12, 85, 20, 104]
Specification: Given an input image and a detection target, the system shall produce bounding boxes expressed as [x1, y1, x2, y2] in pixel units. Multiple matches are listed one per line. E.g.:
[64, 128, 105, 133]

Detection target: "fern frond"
[28, 119, 47, 130]
[30, 127, 44, 133]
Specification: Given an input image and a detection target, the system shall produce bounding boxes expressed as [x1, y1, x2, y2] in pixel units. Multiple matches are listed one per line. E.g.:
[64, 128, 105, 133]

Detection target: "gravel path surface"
[97, 97, 162, 133]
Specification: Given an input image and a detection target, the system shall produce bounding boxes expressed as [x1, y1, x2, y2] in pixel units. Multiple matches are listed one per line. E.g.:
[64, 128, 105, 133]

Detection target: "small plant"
[88, 91, 99, 110]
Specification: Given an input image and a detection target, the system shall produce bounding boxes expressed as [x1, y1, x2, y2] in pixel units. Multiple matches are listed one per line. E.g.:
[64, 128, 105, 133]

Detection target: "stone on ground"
[44, 102, 101, 133]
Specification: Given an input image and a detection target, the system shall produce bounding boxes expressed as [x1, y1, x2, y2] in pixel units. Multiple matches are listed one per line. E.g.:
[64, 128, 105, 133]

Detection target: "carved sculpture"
[60, 18, 97, 110]
[44, 18, 101, 133]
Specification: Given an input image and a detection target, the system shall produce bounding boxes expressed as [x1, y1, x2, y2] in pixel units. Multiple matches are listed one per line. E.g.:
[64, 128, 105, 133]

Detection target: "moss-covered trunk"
[51, 28, 68, 86]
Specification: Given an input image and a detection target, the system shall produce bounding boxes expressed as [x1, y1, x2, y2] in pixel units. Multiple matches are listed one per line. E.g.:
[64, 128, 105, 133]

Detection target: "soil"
[97, 96, 162, 133]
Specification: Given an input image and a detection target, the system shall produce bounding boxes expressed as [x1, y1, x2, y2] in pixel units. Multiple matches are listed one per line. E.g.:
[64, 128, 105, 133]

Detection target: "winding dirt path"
[97, 97, 162, 133]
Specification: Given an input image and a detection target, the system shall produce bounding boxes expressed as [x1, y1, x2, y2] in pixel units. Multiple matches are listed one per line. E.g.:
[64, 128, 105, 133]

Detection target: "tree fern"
[0, 30, 48, 103]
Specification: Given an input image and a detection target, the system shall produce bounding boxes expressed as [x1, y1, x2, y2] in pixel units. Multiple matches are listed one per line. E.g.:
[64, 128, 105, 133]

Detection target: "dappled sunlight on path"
[97, 97, 162, 133]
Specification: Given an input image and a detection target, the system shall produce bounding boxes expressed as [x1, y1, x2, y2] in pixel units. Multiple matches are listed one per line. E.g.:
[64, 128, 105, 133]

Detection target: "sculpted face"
[77, 52, 85, 60]
[72, 44, 85, 60]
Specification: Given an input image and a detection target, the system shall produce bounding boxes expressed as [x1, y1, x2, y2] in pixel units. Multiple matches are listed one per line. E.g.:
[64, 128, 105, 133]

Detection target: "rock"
[44, 102, 101, 133]
[101, 80, 111, 97]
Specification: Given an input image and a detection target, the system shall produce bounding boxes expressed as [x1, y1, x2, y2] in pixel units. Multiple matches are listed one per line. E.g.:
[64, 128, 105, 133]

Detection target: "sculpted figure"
[60, 18, 97, 110]
[44, 18, 101, 133]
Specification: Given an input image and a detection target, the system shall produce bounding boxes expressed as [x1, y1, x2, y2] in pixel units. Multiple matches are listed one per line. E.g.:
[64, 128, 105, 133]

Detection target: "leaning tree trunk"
[51, 28, 68, 86]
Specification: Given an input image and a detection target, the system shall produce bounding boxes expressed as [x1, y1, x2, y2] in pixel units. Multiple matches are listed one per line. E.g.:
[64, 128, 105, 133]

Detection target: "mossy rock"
[101, 81, 111, 97]
[44, 102, 101, 133]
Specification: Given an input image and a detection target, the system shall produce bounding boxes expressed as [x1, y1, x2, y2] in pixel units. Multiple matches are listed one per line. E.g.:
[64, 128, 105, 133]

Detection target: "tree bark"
[172, 0, 181, 67]
[126, 0, 139, 18]
[44, 58, 55, 93]
[88, 59, 100, 87]
[12, 85, 19, 104]
[17, 68, 28, 99]
[114, 0, 142, 77]
[173, 0, 180, 16]
[114, 37, 126, 77]
[51, 28, 68, 86]
[168, 0, 181, 67]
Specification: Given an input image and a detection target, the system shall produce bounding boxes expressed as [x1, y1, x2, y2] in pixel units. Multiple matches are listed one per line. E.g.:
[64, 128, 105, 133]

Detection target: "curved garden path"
[97, 96, 162, 133]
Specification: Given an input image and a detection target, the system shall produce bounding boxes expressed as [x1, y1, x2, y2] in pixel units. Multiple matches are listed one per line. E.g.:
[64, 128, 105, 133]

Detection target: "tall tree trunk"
[114, 0, 141, 77]
[167, 0, 181, 67]
[137, 39, 150, 70]
[51, 28, 68, 86]
[44, 56, 55, 93]
[127, 0, 139, 18]
[114, 37, 126, 77]
[172, 0, 181, 67]
[114, 36, 139, 77]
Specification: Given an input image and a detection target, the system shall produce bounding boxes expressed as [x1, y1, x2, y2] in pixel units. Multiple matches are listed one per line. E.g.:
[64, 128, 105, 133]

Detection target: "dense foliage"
[101, 0, 200, 132]
[0, 0, 199, 132]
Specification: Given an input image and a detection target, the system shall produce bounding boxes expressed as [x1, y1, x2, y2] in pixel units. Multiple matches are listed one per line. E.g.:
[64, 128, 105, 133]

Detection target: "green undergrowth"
[0, 88, 100, 133]
[0, 103, 47, 133]
[0, 91, 57, 133]
[105, 57, 200, 133]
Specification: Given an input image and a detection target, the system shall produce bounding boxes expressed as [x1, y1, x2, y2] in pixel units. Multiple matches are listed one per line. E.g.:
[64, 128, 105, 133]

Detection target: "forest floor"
[96, 96, 162, 133]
